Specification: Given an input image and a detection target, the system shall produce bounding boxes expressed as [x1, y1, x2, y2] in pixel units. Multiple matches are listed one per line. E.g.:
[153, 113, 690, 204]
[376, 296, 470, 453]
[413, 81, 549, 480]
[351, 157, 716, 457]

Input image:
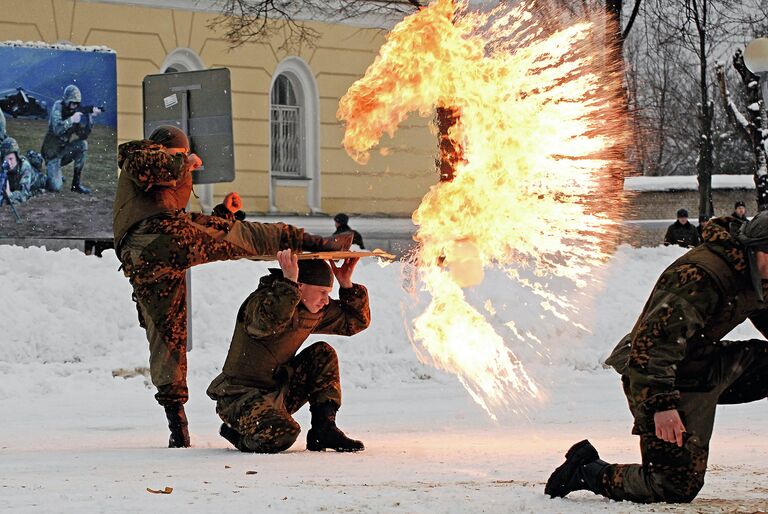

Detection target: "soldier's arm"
[50, 105, 74, 137]
[118, 141, 187, 190]
[313, 284, 371, 336]
[240, 278, 301, 339]
[663, 226, 673, 245]
[627, 264, 720, 418]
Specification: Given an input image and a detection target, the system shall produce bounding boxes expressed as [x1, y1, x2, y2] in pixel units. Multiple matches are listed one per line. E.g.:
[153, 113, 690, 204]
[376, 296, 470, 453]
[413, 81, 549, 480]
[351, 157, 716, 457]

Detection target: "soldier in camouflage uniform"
[546, 212, 768, 503]
[41, 84, 100, 193]
[1, 137, 46, 204]
[115, 126, 351, 448]
[207, 252, 370, 453]
[0, 108, 7, 144]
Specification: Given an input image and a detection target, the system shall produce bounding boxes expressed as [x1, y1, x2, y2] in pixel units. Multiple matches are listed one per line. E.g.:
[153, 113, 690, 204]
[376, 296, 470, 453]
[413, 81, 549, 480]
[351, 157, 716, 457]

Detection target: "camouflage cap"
[0, 136, 20, 158]
[63, 85, 82, 103]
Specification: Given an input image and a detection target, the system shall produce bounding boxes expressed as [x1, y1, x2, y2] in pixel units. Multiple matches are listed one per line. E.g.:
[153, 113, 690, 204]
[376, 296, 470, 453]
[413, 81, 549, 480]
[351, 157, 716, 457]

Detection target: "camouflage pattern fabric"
[211, 341, 342, 453]
[601, 217, 768, 503]
[43, 99, 89, 191]
[119, 211, 304, 406]
[7, 158, 46, 204]
[44, 140, 87, 192]
[603, 341, 768, 503]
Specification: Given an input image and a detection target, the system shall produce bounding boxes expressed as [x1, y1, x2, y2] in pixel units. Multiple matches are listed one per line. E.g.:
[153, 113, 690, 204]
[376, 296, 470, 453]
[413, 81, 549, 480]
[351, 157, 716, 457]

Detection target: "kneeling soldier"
[546, 212, 768, 503]
[207, 250, 370, 453]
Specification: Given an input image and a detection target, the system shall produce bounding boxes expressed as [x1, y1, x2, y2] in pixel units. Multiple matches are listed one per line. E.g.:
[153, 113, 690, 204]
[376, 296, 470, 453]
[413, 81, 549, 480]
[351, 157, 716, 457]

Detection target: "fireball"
[338, 0, 630, 418]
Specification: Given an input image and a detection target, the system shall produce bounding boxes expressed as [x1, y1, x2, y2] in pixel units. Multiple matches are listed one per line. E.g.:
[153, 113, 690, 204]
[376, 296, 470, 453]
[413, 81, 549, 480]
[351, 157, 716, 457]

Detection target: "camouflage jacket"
[47, 100, 78, 142]
[208, 272, 370, 397]
[112, 140, 191, 249]
[7, 158, 45, 205]
[606, 216, 768, 428]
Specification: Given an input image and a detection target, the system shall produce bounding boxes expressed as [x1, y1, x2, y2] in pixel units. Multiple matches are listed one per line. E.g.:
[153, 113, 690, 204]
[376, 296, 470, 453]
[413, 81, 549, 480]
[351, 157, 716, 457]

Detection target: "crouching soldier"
[115, 126, 352, 448]
[546, 212, 768, 503]
[1, 137, 46, 204]
[208, 250, 370, 453]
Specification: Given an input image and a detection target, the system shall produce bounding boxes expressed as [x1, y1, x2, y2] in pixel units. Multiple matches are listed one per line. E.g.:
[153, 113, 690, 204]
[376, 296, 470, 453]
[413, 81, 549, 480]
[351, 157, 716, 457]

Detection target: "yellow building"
[3, 0, 436, 216]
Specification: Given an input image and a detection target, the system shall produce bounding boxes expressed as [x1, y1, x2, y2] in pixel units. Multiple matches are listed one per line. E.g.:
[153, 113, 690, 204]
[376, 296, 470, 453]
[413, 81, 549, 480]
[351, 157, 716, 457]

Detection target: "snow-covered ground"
[1, 243, 767, 513]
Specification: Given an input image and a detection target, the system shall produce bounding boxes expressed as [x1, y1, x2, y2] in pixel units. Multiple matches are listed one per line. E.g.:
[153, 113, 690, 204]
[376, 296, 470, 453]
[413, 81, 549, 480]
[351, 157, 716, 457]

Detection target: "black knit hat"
[676, 208, 689, 218]
[269, 259, 334, 287]
[298, 260, 334, 287]
[334, 213, 349, 225]
[735, 200, 746, 209]
[149, 125, 189, 151]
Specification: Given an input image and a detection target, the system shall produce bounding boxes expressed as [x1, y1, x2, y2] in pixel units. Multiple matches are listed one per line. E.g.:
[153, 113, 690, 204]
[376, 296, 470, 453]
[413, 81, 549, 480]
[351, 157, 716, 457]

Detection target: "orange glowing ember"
[338, 0, 630, 418]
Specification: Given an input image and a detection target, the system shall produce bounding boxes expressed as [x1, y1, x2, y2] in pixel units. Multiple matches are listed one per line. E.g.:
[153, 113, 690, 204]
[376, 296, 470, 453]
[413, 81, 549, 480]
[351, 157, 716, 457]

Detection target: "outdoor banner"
[0, 42, 117, 239]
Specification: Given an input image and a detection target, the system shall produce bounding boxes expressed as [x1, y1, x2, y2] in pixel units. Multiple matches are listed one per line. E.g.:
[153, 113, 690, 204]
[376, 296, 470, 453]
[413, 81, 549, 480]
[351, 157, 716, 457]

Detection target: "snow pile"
[0, 40, 115, 53]
[0, 243, 762, 402]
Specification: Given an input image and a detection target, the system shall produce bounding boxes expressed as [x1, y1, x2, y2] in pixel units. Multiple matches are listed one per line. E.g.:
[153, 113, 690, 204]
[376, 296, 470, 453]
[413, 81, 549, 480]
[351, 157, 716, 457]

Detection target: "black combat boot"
[545, 439, 609, 498]
[164, 404, 190, 448]
[219, 423, 251, 452]
[70, 166, 91, 194]
[306, 402, 364, 452]
[302, 232, 354, 252]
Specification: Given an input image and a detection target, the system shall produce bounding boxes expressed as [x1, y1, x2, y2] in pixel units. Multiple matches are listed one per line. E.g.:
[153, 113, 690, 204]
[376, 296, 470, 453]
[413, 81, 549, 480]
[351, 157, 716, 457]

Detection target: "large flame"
[338, 0, 630, 418]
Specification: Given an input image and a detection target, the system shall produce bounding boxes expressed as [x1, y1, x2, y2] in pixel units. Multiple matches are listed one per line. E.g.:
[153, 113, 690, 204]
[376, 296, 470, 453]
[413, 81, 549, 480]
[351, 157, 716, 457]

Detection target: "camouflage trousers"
[211, 342, 342, 453]
[603, 340, 768, 503]
[46, 139, 87, 192]
[119, 211, 303, 406]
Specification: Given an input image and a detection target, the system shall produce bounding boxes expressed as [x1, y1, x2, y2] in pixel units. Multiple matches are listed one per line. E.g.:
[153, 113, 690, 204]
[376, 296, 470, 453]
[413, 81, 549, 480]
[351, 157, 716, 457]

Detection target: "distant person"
[114, 126, 353, 448]
[732, 200, 748, 223]
[1, 137, 45, 204]
[41, 84, 101, 194]
[663, 209, 699, 248]
[333, 213, 365, 249]
[208, 252, 369, 453]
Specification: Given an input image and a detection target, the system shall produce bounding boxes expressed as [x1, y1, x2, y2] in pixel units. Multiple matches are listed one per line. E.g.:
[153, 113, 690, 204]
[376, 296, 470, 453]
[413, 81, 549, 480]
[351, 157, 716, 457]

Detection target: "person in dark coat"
[732, 200, 748, 223]
[333, 213, 365, 249]
[663, 208, 700, 248]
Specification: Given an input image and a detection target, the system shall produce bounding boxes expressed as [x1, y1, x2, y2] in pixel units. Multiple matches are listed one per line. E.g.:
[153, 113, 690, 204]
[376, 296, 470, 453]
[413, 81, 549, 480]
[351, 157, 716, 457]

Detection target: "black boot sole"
[306, 428, 364, 452]
[545, 439, 599, 498]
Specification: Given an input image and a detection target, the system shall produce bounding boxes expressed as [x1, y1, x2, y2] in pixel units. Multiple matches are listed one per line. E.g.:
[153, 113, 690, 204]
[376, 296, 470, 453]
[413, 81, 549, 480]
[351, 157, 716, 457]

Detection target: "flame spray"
[338, 0, 630, 418]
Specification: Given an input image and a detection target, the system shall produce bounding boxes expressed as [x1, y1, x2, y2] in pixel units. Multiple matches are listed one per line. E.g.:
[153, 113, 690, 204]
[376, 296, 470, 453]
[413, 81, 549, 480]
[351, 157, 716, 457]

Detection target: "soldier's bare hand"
[185, 153, 203, 171]
[277, 249, 299, 283]
[70, 112, 83, 124]
[224, 192, 242, 213]
[654, 409, 686, 447]
[330, 257, 358, 289]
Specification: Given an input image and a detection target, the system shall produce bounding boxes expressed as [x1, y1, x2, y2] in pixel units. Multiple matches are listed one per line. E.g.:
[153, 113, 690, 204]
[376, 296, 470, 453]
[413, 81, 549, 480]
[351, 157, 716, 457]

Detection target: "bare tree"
[210, 0, 422, 49]
[716, 51, 768, 210]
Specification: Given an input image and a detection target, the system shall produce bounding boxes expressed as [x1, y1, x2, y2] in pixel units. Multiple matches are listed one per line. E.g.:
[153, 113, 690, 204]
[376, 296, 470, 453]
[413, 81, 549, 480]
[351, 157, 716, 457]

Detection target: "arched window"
[270, 74, 303, 177]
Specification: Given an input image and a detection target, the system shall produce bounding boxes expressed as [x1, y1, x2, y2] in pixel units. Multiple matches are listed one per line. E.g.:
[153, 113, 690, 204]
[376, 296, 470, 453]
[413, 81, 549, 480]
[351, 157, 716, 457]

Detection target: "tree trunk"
[693, 0, 714, 220]
[717, 52, 768, 211]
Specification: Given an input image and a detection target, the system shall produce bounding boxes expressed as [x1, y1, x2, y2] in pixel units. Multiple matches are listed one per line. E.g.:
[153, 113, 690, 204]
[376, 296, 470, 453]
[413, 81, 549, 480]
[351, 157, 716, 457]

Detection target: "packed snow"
[1, 243, 767, 513]
[624, 174, 755, 192]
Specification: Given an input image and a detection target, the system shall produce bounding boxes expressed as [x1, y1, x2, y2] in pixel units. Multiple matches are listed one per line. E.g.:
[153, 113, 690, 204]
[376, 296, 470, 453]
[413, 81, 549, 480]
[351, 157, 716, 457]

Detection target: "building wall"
[625, 189, 756, 220]
[4, 0, 436, 215]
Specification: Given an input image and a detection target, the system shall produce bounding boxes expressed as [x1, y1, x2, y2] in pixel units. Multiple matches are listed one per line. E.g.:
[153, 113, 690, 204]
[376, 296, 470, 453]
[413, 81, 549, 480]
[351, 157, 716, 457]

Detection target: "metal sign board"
[142, 68, 235, 184]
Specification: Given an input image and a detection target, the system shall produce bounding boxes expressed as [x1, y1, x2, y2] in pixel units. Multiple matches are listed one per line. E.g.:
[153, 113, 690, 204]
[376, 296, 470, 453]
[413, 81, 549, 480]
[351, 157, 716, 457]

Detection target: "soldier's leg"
[67, 140, 89, 193]
[140, 214, 305, 272]
[216, 389, 300, 453]
[282, 342, 363, 452]
[604, 341, 768, 503]
[283, 341, 342, 414]
[45, 158, 62, 191]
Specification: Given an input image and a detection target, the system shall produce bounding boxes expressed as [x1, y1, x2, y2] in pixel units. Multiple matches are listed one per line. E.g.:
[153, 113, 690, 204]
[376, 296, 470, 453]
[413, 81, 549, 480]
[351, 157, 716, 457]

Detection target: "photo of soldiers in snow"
[114, 126, 353, 448]
[41, 84, 100, 194]
[1, 137, 46, 205]
[663, 208, 700, 248]
[333, 212, 365, 249]
[546, 212, 768, 504]
[208, 252, 369, 453]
